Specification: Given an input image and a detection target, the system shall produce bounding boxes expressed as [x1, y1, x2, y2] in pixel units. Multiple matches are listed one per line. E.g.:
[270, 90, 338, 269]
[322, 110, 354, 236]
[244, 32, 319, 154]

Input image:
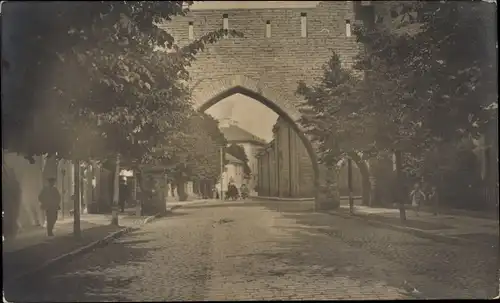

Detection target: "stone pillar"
[315, 163, 340, 211]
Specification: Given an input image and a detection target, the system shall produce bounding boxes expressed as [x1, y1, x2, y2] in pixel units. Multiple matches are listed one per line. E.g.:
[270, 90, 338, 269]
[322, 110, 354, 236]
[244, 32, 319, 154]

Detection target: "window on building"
[266, 20, 271, 38]
[223, 13, 229, 38]
[301, 13, 307, 37]
[345, 19, 352, 37]
[188, 21, 194, 40]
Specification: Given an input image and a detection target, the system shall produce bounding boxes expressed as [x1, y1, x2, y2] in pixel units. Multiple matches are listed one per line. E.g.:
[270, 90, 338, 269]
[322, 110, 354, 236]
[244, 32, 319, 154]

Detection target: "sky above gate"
[205, 94, 279, 143]
[196, 2, 319, 143]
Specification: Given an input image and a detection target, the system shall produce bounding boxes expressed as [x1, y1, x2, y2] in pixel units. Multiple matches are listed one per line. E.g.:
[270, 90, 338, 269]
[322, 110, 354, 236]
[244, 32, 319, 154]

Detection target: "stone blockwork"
[163, 1, 374, 209]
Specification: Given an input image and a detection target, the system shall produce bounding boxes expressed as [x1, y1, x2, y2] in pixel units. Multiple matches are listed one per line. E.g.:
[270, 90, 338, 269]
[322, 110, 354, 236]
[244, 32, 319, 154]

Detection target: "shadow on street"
[258, 203, 498, 299]
[4, 231, 161, 303]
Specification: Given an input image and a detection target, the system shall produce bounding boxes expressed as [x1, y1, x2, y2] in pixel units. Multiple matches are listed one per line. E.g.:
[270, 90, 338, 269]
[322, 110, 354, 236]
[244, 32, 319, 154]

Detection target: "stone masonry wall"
[162, 1, 373, 207]
[163, 1, 363, 120]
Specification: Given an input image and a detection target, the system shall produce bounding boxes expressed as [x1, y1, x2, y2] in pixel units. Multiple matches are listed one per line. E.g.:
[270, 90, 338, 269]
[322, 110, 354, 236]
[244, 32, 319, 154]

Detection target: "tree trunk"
[369, 175, 377, 207]
[73, 160, 81, 238]
[170, 182, 176, 197]
[85, 164, 93, 214]
[177, 179, 187, 201]
[347, 158, 354, 214]
[135, 169, 147, 215]
[394, 150, 406, 222]
[347, 152, 372, 207]
[111, 155, 120, 226]
[315, 164, 340, 211]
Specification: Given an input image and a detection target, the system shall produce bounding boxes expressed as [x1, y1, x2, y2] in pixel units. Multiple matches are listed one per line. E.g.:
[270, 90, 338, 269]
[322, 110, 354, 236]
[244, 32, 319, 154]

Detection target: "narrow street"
[6, 200, 498, 301]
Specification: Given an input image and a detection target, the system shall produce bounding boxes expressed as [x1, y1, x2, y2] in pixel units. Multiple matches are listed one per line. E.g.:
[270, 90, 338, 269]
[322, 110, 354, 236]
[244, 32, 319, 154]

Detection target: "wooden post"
[73, 160, 81, 238]
[61, 168, 66, 219]
[348, 158, 354, 214]
[220, 146, 224, 200]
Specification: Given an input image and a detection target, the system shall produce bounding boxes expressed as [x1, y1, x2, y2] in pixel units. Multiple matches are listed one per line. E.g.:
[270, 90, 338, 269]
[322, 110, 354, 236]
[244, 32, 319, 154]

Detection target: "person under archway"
[226, 182, 239, 200]
[240, 183, 249, 200]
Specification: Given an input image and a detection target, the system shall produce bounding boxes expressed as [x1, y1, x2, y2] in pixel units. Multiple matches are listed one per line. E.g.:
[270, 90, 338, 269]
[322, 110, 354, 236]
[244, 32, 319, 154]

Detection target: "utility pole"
[220, 146, 224, 200]
[73, 160, 81, 238]
[347, 158, 354, 214]
[61, 168, 66, 219]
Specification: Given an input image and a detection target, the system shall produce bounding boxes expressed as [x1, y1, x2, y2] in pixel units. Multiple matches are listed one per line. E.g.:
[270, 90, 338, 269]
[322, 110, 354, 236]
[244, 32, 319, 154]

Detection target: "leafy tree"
[2, 1, 242, 165]
[1, 2, 242, 225]
[226, 144, 252, 178]
[367, 1, 497, 211]
[165, 112, 227, 201]
[296, 53, 366, 167]
[297, 1, 496, 217]
[345, 0, 496, 159]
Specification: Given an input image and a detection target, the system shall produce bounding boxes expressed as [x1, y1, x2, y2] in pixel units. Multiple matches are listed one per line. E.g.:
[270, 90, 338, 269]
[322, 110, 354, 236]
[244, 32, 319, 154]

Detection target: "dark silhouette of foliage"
[1, 1, 242, 166]
[296, 1, 497, 168]
[226, 144, 252, 178]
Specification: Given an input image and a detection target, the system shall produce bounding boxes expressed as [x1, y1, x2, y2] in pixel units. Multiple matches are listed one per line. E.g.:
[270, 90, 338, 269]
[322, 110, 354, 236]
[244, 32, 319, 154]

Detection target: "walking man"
[38, 178, 61, 236]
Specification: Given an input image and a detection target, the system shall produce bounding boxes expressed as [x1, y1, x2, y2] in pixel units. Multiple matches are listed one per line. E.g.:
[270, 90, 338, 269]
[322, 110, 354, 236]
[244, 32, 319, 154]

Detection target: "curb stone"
[5, 213, 161, 286]
[329, 211, 496, 247]
[166, 200, 210, 211]
[251, 196, 315, 202]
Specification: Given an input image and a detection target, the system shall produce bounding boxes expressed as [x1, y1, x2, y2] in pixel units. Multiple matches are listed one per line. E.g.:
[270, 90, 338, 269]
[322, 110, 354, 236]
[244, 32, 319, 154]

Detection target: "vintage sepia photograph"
[1, 1, 498, 301]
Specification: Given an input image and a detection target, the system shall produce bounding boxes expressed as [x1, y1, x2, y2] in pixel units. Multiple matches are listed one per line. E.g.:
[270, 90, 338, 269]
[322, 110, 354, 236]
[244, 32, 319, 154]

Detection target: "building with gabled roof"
[219, 119, 268, 195]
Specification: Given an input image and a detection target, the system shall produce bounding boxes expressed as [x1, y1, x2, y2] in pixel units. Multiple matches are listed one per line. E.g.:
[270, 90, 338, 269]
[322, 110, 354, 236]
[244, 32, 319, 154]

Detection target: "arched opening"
[196, 85, 320, 199]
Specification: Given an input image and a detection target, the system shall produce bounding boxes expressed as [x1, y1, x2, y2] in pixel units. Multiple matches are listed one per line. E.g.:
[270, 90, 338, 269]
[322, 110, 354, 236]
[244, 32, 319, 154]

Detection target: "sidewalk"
[3, 208, 155, 285]
[3, 208, 150, 253]
[331, 203, 499, 246]
[166, 199, 218, 210]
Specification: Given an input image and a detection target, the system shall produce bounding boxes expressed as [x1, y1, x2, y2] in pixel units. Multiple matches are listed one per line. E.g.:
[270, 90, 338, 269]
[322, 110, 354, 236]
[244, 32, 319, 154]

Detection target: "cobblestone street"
[5, 200, 498, 301]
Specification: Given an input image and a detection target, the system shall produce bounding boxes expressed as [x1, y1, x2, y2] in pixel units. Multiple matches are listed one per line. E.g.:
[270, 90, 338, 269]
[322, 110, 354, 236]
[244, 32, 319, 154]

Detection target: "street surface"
[6, 199, 498, 301]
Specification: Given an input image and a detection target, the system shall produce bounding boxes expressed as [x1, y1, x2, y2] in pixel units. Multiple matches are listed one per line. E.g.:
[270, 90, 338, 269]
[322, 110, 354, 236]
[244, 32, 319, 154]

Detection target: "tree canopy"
[167, 112, 227, 184]
[2, 1, 242, 166]
[296, 0, 497, 169]
[226, 144, 252, 178]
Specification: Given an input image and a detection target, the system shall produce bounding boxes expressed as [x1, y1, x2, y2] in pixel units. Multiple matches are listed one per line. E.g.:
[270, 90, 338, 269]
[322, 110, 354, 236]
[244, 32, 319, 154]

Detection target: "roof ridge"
[220, 124, 266, 143]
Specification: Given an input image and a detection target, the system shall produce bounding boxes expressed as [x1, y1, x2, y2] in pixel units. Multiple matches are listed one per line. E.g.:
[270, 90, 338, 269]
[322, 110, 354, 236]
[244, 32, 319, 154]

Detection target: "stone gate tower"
[163, 1, 377, 210]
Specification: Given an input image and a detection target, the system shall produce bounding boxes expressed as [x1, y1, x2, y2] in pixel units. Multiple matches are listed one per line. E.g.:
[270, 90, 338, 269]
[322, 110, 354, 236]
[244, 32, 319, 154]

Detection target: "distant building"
[255, 117, 315, 198]
[219, 119, 267, 195]
[216, 152, 246, 193]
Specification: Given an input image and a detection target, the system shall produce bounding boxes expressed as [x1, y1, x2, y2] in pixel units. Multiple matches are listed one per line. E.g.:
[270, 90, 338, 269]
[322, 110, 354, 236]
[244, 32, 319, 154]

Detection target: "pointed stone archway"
[191, 75, 342, 210]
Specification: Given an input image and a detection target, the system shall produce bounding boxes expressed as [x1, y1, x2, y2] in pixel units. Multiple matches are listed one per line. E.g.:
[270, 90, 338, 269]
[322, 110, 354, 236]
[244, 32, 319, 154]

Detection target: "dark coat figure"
[226, 183, 239, 200]
[38, 178, 61, 236]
